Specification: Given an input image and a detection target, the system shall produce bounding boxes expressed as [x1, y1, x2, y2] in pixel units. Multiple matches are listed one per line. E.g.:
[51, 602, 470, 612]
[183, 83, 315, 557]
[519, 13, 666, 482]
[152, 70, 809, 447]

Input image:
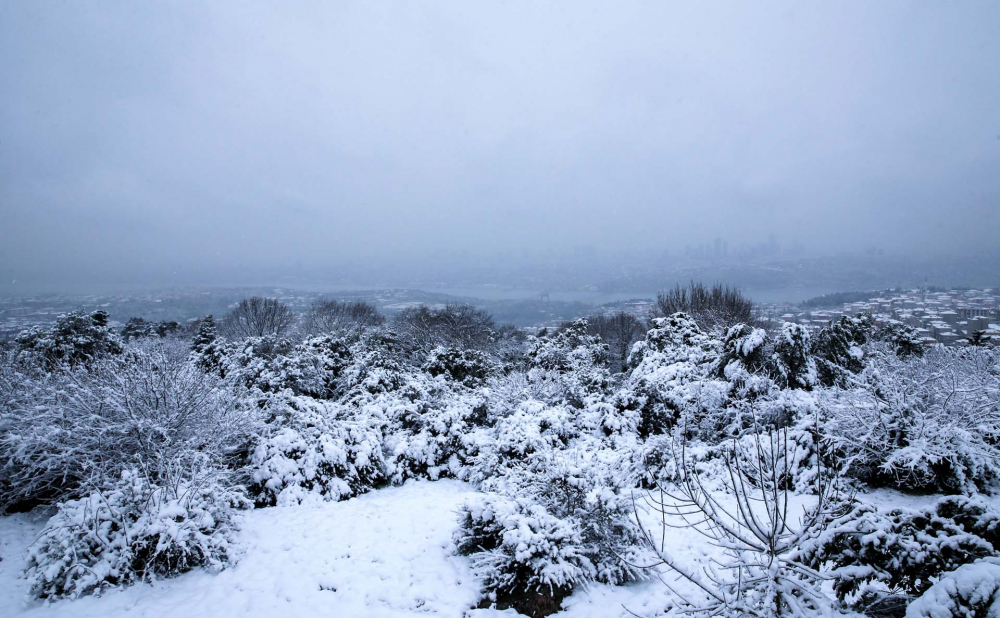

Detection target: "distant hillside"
[799, 290, 884, 308]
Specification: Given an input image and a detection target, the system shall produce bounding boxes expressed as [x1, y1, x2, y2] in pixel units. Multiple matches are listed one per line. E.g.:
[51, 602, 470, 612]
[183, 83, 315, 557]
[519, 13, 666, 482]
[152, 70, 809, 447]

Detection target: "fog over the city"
[1, 1, 998, 294]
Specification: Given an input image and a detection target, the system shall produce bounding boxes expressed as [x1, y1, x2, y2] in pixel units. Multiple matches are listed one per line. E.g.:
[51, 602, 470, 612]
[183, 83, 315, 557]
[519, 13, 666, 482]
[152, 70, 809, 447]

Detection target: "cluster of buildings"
[773, 289, 1000, 347]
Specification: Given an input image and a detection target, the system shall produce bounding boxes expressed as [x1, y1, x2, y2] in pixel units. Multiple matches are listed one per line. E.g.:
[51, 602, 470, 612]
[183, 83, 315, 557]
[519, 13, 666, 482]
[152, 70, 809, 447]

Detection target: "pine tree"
[191, 315, 218, 354]
[771, 322, 817, 389]
[811, 314, 873, 387]
[190, 315, 231, 377]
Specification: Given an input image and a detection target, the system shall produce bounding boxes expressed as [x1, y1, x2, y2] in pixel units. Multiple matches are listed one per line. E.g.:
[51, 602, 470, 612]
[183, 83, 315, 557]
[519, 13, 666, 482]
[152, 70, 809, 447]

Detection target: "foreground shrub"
[459, 435, 645, 616]
[455, 494, 590, 617]
[516, 451, 646, 587]
[249, 396, 386, 506]
[825, 346, 1000, 494]
[905, 558, 1000, 618]
[796, 495, 1000, 615]
[0, 340, 259, 513]
[384, 396, 490, 484]
[638, 424, 849, 618]
[25, 466, 247, 600]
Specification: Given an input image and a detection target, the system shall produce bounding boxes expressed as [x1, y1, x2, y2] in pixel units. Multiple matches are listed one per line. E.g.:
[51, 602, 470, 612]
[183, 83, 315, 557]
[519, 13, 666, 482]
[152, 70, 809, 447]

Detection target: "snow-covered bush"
[480, 371, 569, 422]
[339, 328, 412, 399]
[189, 315, 231, 376]
[796, 495, 1000, 614]
[615, 313, 724, 437]
[490, 323, 530, 373]
[459, 426, 646, 615]
[249, 396, 386, 506]
[811, 314, 873, 387]
[456, 494, 592, 616]
[290, 334, 354, 398]
[874, 319, 924, 359]
[384, 394, 491, 483]
[587, 399, 640, 437]
[771, 322, 818, 390]
[633, 420, 825, 494]
[517, 448, 646, 586]
[905, 558, 1000, 618]
[222, 335, 298, 392]
[0, 340, 259, 512]
[423, 346, 494, 388]
[222, 333, 353, 400]
[715, 323, 770, 379]
[120, 317, 181, 341]
[825, 346, 1000, 494]
[526, 319, 611, 408]
[24, 465, 247, 600]
[468, 400, 580, 485]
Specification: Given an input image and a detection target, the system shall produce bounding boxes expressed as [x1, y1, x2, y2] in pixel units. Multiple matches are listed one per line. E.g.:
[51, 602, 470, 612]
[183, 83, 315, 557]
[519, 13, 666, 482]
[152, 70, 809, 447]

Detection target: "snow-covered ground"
[0, 480, 683, 618]
[1, 481, 485, 618]
[0, 478, 850, 618]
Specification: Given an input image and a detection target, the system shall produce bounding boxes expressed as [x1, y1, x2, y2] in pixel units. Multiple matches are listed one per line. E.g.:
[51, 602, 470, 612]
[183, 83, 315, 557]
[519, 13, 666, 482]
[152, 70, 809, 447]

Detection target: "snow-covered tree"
[650, 282, 758, 335]
[582, 311, 647, 374]
[15, 310, 124, 369]
[614, 313, 725, 437]
[394, 303, 497, 354]
[301, 299, 384, 337]
[811, 314, 873, 387]
[874, 319, 924, 358]
[771, 322, 818, 390]
[526, 318, 611, 408]
[220, 297, 296, 340]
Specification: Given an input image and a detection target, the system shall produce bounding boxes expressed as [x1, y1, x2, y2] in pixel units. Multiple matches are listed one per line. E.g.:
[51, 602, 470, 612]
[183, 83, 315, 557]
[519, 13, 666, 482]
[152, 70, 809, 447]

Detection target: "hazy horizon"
[2, 1, 999, 294]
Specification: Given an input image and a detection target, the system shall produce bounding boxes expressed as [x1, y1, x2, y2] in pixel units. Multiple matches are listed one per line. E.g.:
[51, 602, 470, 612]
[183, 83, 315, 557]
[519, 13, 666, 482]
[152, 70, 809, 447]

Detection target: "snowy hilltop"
[2, 291, 1000, 618]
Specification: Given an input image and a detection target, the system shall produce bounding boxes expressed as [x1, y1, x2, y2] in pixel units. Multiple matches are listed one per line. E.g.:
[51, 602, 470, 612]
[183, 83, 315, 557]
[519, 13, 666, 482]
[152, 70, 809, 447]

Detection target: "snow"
[0, 481, 735, 618]
[4, 313, 999, 616]
[0, 510, 52, 612]
[1, 481, 482, 618]
[905, 558, 1000, 618]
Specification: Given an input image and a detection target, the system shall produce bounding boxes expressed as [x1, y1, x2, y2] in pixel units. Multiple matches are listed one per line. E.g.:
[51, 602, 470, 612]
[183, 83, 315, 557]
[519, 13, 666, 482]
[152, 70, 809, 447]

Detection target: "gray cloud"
[1, 1, 998, 291]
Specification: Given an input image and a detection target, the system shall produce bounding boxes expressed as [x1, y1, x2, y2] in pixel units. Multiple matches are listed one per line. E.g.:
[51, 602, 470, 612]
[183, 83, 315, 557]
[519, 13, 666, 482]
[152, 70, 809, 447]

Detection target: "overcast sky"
[1, 1, 998, 291]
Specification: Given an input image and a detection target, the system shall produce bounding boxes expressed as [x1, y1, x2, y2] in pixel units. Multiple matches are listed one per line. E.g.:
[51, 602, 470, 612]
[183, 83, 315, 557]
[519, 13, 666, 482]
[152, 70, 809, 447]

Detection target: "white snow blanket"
[1, 480, 481, 618]
[0, 479, 688, 618]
